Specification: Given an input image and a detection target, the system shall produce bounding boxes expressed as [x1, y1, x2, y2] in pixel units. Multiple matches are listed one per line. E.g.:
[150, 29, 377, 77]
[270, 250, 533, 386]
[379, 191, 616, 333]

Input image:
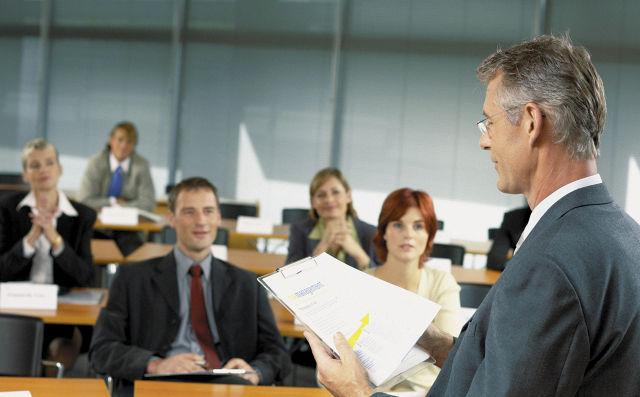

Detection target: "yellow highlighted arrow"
[347, 313, 370, 348]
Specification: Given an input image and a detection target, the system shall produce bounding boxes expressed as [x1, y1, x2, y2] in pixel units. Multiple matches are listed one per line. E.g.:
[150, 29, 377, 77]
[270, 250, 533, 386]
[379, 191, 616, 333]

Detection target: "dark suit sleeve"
[89, 266, 157, 381]
[249, 285, 292, 384]
[0, 203, 32, 281]
[53, 206, 96, 287]
[459, 259, 587, 396]
[356, 220, 380, 267]
[285, 220, 309, 264]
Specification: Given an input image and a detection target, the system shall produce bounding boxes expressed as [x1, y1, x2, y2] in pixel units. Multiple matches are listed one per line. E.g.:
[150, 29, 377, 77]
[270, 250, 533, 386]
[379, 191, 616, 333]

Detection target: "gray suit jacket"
[76, 149, 156, 212]
[285, 217, 380, 268]
[375, 183, 640, 396]
[89, 252, 291, 397]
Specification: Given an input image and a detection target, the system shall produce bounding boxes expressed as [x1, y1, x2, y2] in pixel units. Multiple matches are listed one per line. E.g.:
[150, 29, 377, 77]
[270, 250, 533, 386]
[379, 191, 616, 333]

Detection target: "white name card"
[100, 206, 139, 226]
[211, 244, 228, 261]
[236, 216, 273, 235]
[0, 282, 58, 310]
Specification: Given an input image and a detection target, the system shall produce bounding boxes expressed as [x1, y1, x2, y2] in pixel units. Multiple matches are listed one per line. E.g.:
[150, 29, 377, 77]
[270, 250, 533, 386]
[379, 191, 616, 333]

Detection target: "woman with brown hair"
[285, 168, 378, 269]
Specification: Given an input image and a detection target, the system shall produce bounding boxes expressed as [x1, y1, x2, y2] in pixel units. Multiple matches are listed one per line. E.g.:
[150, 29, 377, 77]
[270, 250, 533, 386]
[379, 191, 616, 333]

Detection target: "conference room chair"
[0, 313, 64, 378]
[219, 202, 258, 220]
[0, 172, 29, 198]
[281, 208, 309, 224]
[430, 243, 466, 266]
[459, 283, 492, 308]
[488, 227, 499, 240]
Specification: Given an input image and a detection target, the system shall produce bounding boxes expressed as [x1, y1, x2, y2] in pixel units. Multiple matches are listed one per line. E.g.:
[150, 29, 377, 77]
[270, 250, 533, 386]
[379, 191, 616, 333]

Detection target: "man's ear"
[168, 211, 175, 228]
[523, 103, 545, 147]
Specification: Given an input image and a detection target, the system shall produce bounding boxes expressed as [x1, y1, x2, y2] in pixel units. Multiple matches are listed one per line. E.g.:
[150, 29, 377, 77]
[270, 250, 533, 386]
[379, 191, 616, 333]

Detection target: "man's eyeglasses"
[476, 106, 521, 136]
[476, 105, 545, 135]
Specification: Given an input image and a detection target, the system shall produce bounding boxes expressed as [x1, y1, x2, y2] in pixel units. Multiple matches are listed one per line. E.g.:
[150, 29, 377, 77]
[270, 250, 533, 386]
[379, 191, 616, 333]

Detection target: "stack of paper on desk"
[259, 253, 441, 389]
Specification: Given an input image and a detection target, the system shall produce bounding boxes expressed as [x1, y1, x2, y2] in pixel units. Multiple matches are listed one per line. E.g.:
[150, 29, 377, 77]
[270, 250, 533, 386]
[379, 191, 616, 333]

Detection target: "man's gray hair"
[21, 138, 59, 169]
[477, 34, 606, 160]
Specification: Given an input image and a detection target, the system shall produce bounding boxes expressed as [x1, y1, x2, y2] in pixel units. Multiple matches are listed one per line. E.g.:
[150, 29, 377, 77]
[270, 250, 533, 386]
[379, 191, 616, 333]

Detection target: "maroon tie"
[189, 265, 221, 369]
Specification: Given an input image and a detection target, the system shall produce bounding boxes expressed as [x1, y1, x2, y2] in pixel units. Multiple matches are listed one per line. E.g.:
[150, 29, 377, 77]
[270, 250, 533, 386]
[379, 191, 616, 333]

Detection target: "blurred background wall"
[1, 0, 638, 241]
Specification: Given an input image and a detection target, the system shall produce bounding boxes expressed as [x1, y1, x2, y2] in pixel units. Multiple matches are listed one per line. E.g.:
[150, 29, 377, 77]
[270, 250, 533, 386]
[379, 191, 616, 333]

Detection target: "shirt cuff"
[51, 241, 65, 257]
[253, 366, 264, 384]
[22, 238, 36, 258]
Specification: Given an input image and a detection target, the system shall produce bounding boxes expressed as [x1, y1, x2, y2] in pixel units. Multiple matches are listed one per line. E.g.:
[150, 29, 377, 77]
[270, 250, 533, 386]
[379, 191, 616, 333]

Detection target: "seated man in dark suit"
[486, 205, 531, 271]
[0, 138, 96, 374]
[89, 177, 291, 397]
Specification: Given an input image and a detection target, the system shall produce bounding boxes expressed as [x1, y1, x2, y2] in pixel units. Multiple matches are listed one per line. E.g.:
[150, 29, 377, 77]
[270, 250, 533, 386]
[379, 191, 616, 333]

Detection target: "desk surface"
[134, 380, 330, 397]
[221, 219, 290, 251]
[94, 217, 166, 233]
[92, 240, 499, 284]
[92, 239, 124, 264]
[0, 288, 107, 326]
[451, 266, 501, 285]
[0, 377, 110, 397]
[93, 240, 285, 269]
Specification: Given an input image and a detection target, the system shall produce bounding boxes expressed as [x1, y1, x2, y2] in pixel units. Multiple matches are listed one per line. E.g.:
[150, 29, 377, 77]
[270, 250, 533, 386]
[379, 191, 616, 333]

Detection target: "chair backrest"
[0, 313, 44, 376]
[488, 227, 499, 240]
[430, 243, 466, 266]
[219, 203, 258, 220]
[0, 172, 29, 199]
[459, 283, 492, 308]
[161, 226, 228, 246]
[282, 208, 309, 224]
[0, 173, 27, 185]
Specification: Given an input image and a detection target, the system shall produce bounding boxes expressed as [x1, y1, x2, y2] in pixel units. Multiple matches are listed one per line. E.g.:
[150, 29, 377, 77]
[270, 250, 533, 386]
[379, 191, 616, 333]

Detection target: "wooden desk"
[0, 377, 110, 397]
[112, 243, 498, 285]
[135, 380, 330, 397]
[94, 217, 166, 233]
[221, 219, 290, 251]
[270, 299, 305, 338]
[124, 242, 173, 262]
[0, 288, 107, 326]
[123, 243, 286, 275]
[92, 239, 124, 264]
[451, 266, 501, 285]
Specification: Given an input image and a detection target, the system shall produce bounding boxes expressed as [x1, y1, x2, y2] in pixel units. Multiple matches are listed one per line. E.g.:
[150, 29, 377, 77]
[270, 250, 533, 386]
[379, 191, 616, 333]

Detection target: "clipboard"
[258, 252, 440, 389]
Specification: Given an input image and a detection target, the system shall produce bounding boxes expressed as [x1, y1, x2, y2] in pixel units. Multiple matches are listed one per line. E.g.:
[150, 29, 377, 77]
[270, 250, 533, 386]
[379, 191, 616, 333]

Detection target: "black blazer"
[285, 217, 379, 268]
[486, 206, 531, 271]
[0, 191, 96, 287]
[89, 252, 292, 397]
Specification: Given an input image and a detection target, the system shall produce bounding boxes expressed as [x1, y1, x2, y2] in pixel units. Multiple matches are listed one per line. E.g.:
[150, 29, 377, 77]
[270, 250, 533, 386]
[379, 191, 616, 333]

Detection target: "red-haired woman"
[368, 188, 461, 391]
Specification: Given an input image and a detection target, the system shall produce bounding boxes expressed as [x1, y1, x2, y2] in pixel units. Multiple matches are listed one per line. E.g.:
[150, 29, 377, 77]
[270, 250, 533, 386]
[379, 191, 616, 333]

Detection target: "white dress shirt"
[18, 191, 78, 283]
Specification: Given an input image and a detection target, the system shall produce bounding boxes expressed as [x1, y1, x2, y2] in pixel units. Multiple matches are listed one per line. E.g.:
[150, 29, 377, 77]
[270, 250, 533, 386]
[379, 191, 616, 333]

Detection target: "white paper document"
[259, 253, 441, 387]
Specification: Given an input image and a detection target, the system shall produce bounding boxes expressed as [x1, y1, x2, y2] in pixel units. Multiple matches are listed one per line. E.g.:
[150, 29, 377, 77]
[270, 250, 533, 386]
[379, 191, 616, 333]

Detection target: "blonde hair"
[308, 168, 357, 221]
[21, 138, 59, 170]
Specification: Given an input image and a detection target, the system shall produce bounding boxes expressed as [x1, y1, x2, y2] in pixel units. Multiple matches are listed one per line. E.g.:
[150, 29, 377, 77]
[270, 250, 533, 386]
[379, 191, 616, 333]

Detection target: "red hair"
[372, 188, 437, 266]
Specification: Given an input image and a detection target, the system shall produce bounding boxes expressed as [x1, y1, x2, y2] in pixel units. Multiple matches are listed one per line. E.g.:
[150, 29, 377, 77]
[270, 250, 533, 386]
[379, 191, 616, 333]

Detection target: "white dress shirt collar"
[17, 190, 78, 217]
[109, 152, 131, 173]
[515, 174, 602, 253]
